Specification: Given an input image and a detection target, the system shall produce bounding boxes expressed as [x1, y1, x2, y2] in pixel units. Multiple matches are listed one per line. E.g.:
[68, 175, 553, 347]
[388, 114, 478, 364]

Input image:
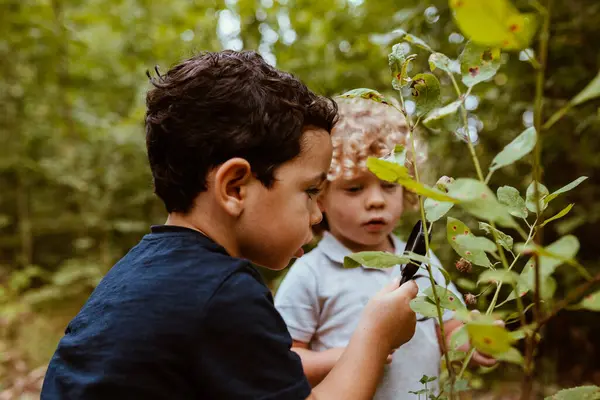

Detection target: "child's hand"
[359, 279, 418, 352]
[443, 313, 502, 368]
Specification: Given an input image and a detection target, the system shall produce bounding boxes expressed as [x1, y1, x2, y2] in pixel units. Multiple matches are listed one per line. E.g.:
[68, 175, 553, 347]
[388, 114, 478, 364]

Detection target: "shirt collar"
[317, 231, 407, 270]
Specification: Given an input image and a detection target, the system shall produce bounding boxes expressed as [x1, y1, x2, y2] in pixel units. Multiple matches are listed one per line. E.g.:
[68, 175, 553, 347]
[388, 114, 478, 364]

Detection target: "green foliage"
[447, 217, 492, 267]
[343, 251, 408, 269]
[459, 42, 502, 87]
[545, 386, 600, 400]
[408, 73, 442, 117]
[489, 127, 537, 173]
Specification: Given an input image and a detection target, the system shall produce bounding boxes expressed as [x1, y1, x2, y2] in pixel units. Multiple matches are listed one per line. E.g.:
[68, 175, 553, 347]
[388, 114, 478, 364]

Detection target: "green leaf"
[577, 290, 600, 311]
[459, 41, 502, 87]
[447, 217, 492, 267]
[395, 29, 434, 52]
[429, 52, 454, 74]
[450, 325, 469, 350]
[366, 157, 459, 203]
[540, 204, 574, 227]
[544, 386, 600, 400]
[497, 186, 528, 219]
[456, 235, 497, 253]
[456, 278, 477, 291]
[466, 322, 515, 355]
[479, 222, 513, 251]
[424, 197, 454, 222]
[423, 100, 462, 126]
[389, 44, 417, 90]
[410, 296, 440, 318]
[572, 70, 600, 106]
[391, 144, 408, 166]
[419, 374, 437, 384]
[525, 181, 549, 214]
[478, 269, 520, 286]
[408, 73, 442, 117]
[495, 347, 524, 365]
[339, 88, 396, 106]
[343, 251, 408, 269]
[424, 285, 466, 311]
[489, 127, 537, 172]
[448, 178, 516, 227]
[545, 176, 588, 203]
[450, 0, 538, 50]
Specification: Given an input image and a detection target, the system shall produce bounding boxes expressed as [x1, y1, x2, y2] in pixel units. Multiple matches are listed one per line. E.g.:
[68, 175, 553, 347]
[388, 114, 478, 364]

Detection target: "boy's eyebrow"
[308, 172, 327, 185]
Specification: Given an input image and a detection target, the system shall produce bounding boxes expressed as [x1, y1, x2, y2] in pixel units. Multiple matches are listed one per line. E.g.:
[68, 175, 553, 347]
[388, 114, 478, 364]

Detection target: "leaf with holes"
[408, 73, 442, 117]
[429, 52, 454, 74]
[447, 217, 492, 267]
[410, 296, 439, 318]
[526, 181, 549, 214]
[389, 44, 416, 90]
[577, 290, 600, 312]
[456, 235, 497, 253]
[343, 251, 409, 269]
[541, 204, 574, 227]
[466, 322, 515, 355]
[448, 179, 516, 227]
[478, 269, 520, 286]
[459, 41, 502, 87]
[424, 197, 454, 222]
[544, 386, 600, 400]
[497, 186, 528, 219]
[545, 176, 588, 204]
[339, 88, 396, 106]
[425, 284, 466, 311]
[479, 222, 513, 251]
[495, 347, 524, 365]
[450, 0, 538, 50]
[489, 127, 537, 172]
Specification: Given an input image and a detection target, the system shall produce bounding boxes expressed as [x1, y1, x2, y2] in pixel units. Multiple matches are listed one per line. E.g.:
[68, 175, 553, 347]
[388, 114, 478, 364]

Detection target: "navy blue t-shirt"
[41, 226, 311, 399]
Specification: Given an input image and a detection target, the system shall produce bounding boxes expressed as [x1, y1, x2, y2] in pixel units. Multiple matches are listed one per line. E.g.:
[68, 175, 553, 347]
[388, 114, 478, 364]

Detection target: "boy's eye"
[345, 186, 363, 193]
[382, 182, 398, 191]
[306, 187, 322, 198]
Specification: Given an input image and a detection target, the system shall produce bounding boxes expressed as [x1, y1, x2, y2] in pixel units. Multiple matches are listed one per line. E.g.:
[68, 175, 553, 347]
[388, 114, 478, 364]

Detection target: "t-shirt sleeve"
[200, 268, 311, 400]
[274, 260, 320, 343]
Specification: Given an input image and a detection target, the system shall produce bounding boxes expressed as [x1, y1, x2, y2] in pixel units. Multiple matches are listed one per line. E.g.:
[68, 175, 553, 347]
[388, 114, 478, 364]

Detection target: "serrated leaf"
[450, 0, 538, 50]
[424, 197, 454, 222]
[459, 41, 502, 87]
[343, 251, 408, 269]
[526, 181, 549, 214]
[450, 325, 469, 350]
[577, 290, 600, 311]
[495, 347, 524, 365]
[544, 386, 600, 400]
[389, 44, 417, 90]
[448, 179, 516, 227]
[456, 235, 497, 253]
[429, 52, 454, 73]
[466, 322, 515, 355]
[447, 217, 492, 267]
[339, 88, 396, 106]
[479, 222, 513, 251]
[366, 157, 459, 203]
[489, 127, 537, 172]
[545, 176, 588, 203]
[497, 186, 528, 219]
[478, 269, 520, 286]
[423, 100, 462, 126]
[540, 204, 574, 227]
[410, 296, 439, 318]
[424, 285, 466, 311]
[408, 73, 442, 117]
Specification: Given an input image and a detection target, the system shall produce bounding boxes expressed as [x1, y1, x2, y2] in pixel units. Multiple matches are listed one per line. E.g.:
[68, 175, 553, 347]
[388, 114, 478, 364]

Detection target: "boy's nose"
[310, 204, 324, 225]
[365, 188, 386, 209]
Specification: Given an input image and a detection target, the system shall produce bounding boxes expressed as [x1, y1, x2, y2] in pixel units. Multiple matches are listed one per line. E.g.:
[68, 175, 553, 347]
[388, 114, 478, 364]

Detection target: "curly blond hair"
[328, 96, 427, 210]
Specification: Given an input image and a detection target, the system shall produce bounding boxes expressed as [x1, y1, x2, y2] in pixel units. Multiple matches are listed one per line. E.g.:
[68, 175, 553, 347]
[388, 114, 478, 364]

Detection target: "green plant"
[342, 0, 600, 398]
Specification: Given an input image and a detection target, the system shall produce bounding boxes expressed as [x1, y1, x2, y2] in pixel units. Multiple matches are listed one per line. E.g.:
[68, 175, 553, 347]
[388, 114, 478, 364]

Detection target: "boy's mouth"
[363, 218, 388, 232]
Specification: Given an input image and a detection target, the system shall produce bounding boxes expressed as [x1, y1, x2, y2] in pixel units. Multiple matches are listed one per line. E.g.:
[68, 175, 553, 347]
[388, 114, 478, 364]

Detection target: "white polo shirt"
[275, 231, 461, 399]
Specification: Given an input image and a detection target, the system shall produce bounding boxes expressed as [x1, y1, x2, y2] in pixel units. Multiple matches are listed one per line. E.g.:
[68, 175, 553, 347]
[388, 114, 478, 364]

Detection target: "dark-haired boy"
[41, 50, 418, 400]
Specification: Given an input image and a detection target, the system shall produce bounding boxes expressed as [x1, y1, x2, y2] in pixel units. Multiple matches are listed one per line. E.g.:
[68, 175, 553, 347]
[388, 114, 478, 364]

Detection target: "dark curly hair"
[145, 50, 338, 213]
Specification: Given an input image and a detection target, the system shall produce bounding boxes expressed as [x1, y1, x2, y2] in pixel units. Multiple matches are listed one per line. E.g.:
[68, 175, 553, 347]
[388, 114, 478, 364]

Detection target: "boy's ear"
[213, 158, 253, 217]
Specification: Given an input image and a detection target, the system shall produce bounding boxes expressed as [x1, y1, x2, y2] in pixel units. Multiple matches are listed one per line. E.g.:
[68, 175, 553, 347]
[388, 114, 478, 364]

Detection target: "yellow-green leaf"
[478, 269, 520, 286]
[447, 217, 492, 267]
[459, 41, 502, 87]
[466, 322, 515, 355]
[429, 52, 454, 74]
[497, 186, 528, 219]
[424, 197, 454, 222]
[425, 284, 466, 311]
[423, 100, 462, 126]
[339, 88, 396, 106]
[410, 296, 439, 318]
[456, 235, 497, 253]
[344, 251, 409, 269]
[408, 73, 442, 117]
[389, 44, 416, 90]
[526, 180, 549, 214]
[544, 386, 600, 400]
[545, 176, 588, 203]
[578, 290, 600, 312]
[479, 222, 513, 251]
[450, 325, 469, 350]
[495, 347, 524, 365]
[540, 203, 574, 227]
[572, 71, 600, 106]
